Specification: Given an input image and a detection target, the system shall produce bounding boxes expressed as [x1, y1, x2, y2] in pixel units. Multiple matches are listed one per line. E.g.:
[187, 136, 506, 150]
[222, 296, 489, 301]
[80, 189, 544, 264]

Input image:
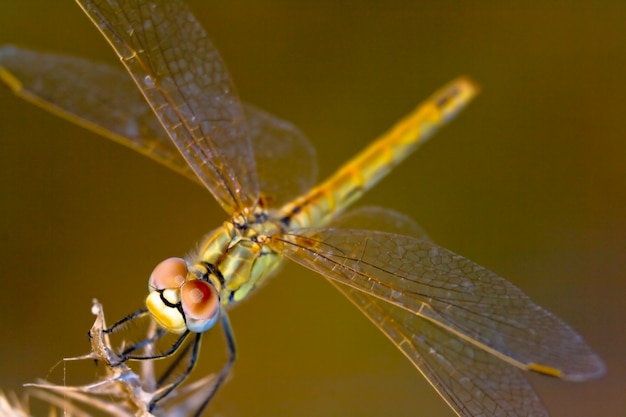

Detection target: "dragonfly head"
[146, 257, 220, 334]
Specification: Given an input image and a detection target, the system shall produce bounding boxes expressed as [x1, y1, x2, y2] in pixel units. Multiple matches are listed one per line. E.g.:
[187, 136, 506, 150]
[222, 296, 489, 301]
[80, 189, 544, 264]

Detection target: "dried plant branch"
[21, 300, 218, 417]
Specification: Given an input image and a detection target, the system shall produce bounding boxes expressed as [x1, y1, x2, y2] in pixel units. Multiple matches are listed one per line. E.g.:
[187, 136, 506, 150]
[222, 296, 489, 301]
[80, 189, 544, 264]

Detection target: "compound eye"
[181, 280, 220, 333]
[149, 257, 188, 290]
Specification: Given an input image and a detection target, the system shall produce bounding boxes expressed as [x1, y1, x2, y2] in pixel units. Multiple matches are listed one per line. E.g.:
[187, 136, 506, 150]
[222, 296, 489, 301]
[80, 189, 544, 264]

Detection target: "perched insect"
[0, 0, 604, 416]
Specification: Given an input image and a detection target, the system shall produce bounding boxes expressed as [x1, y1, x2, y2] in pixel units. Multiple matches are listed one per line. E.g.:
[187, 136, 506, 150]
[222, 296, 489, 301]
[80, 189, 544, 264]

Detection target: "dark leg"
[193, 312, 237, 417]
[149, 332, 203, 412]
[91, 307, 190, 364]
[157, 332, 199, 387]
[118, 327, 167, 357]
[101, 307, 149, 334]
[123, 330, 190, 361]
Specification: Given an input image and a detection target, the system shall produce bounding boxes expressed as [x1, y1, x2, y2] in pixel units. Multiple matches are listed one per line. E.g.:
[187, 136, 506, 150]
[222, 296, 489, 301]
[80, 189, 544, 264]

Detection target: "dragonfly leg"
[192, 311, 237, 417]
[122, 329, 191, 362]
[100, 307, 149, 334]
[156, 332, 200, 387]
[92, 306, 192, 364]
[87, 307, 153, 366]
[148, 332, 203, 412]
[116, 327, 167, 357]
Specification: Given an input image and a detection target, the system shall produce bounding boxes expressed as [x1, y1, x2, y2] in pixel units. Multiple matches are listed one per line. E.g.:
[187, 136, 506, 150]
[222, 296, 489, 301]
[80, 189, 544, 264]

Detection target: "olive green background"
[1, 1, 625, 416]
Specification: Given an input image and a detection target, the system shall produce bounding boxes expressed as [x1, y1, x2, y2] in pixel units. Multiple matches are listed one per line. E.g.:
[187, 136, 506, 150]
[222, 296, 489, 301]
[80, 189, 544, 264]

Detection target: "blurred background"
[1, 1, 625, 416]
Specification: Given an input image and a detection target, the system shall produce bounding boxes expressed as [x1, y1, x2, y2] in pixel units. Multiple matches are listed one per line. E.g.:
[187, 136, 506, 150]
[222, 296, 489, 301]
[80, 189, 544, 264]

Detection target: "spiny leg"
[193, 312, 237, 417]
[123, 330, 190, 362]
[118, 327, 167, 357]
[156, 330, 209, 392]
[149, 332, 203, 412]
[93, 306, 190, 364]
[101, 307, 150, 334]
[149, 311, 236, 416]
[87, 307, 151, 366]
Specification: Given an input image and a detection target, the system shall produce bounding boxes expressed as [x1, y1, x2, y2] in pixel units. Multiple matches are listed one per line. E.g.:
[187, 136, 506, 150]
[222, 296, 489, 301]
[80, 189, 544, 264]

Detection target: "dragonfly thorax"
[192, 211, 284, 305]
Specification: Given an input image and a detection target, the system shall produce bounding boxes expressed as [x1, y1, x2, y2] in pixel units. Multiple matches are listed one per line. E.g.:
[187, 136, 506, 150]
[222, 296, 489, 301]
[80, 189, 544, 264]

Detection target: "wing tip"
[529, 354, 606, 381]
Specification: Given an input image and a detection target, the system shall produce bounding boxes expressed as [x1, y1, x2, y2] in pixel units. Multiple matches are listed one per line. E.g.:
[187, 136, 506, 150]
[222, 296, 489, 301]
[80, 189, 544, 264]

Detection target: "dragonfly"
[0, 1, 605, 416]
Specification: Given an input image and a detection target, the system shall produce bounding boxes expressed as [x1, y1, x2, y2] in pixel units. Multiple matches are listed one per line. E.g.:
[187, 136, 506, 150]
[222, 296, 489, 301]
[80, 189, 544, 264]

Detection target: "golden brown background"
[1, 1, 624, 416]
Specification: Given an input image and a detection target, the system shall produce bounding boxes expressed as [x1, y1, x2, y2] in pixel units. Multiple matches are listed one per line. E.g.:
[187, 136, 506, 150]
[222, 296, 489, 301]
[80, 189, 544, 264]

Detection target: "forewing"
[0, 45, 318, 201]
[272, 228, 605, 381]
[0, 45, 198, 183]
[76, 0, 259, 214]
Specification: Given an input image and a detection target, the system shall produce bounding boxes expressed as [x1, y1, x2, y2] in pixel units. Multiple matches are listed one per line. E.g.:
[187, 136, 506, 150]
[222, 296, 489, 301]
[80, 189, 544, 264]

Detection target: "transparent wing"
[0, 45, 318, 206]
[329, 206, 428, 238]
[271, 228, 605, 382]
[76, 0, 258, 214]
[245, 103, 317, 207]
[333, 283, 549, 417]
[328, 208, 549, 416]
[0, 45, 197, 183]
